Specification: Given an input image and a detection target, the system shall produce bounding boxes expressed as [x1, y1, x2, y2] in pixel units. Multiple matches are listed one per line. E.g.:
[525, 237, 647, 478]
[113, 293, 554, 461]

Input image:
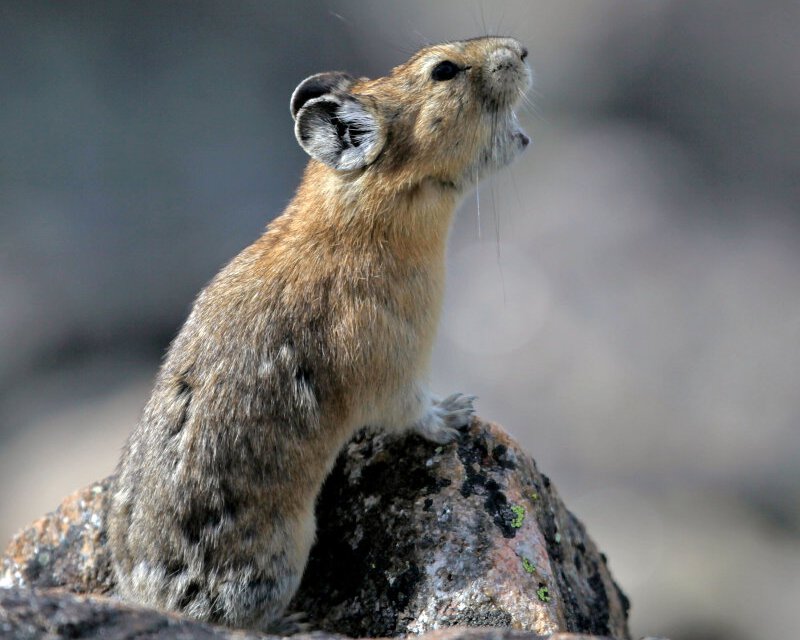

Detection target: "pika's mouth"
[482, 45, 532, 156]
[480, 105, 531, 177]
[510, 111, 531, 149]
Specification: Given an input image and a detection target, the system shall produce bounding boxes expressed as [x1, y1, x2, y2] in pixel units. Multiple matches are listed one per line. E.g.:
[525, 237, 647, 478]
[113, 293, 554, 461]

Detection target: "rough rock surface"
[1, 481, 113, 596]
[0, 586, 268, 640]
[0, 586, 609, 640]
[1, 419, 629, 639]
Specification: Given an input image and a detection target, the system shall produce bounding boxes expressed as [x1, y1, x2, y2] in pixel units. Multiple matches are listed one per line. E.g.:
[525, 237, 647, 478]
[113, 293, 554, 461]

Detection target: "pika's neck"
[289, 161, 461, 261]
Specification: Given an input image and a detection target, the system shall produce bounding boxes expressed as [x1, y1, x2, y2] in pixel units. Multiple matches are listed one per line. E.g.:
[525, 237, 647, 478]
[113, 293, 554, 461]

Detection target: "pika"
[108, 37, 531, 631]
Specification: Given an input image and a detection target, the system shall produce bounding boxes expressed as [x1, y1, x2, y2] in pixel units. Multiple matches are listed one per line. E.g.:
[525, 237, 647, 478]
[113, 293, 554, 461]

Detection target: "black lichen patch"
[589, 571, 609, 634]
[458, 434, 490, 499]
[359, 441, 452, 503]
[539, 504, 562, 562]
[386, 563, 422, 611]
[587, 569, 611, 635]
[460, 470, 487, 498]
[456, 431, 521, 538]
[492, 444, 516, 470]
[483, 480, 518, 539]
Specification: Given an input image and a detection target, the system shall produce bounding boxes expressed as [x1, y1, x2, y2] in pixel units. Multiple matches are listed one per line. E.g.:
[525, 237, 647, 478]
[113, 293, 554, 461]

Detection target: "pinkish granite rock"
[0, 586, 615, 640]
[1, 418, 630, 638]
[1, 480, 113, 595]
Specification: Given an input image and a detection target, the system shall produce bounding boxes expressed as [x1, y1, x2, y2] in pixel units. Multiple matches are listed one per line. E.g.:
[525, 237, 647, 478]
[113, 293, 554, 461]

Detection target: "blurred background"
[1, 1, 798, 638]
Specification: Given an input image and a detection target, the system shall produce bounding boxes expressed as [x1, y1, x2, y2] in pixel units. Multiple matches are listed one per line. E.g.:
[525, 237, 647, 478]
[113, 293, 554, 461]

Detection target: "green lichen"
[536, 586, 551, 603]
[554, 532, 561, 543]
[521, 557, 536, 574]
[510, 504, 525, 528]
[529, 491, 539, 501]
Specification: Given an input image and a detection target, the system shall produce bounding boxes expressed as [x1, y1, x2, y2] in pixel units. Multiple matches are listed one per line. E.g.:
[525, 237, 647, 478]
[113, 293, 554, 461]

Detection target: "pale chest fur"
[328, 182, 455, 404]
[264, 173, 458, 425]
[347, 242, 445, 378]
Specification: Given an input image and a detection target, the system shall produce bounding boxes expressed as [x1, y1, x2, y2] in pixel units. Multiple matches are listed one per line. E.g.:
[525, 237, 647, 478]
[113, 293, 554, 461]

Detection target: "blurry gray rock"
[1, 419, 629, 638]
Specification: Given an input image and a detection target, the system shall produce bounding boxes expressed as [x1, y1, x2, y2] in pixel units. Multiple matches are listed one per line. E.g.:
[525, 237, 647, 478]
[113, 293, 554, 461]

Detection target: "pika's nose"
[489, 46, 523, 72]
[483, 40, 532, 105]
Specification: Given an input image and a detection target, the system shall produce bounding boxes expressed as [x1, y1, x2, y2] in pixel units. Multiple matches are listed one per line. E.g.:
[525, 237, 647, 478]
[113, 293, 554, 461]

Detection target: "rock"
[0, 586, 612, 640]
[0, 586, 267, 640]
[1, 480, 113, 595]
[291, 421, 629, 638]
[1, 419, 629, 639]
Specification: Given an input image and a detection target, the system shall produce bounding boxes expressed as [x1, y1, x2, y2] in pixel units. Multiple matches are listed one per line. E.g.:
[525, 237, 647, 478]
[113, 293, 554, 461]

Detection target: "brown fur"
[108, 37, 531, 631]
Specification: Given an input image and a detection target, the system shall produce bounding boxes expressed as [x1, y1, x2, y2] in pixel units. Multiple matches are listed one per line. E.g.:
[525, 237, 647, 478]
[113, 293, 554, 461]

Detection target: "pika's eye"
[431, 60, 461, 81]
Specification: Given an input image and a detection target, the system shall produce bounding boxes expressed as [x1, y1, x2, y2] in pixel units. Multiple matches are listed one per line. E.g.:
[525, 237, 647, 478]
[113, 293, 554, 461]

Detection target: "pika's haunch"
[108, 37, 531, 631]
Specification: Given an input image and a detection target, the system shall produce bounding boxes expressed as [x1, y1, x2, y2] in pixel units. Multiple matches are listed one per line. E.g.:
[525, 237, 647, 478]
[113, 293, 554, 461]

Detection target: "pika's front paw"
[413, 392, 476, 444]
[437, 392, 477, 429]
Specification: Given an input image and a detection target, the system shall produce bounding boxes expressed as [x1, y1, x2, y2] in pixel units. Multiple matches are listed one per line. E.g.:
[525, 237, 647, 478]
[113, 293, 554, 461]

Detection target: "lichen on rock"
[1, 418, 629, 639]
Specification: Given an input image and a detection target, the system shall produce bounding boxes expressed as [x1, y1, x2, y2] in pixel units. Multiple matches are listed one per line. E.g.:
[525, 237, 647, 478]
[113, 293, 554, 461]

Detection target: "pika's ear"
[290, 71, 356, 120]
[292, 74, 385, 171]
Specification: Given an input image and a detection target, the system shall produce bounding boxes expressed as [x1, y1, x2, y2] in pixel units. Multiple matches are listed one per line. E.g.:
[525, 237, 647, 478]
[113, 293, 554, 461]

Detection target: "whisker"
[517, 86, 547, 125]
[495, 3, 508, 37]
[489, 175, 507, 306]
[412, 30, 433, 48]
[491, 173, 500, 257]
[508, 166, 525, 226]
[475, 168, 482, 240]
[328, 10, 350, 24]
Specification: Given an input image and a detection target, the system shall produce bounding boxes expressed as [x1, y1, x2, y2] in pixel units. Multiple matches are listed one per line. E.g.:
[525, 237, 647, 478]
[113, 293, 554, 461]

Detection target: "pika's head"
[291, 37, 531, 190]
